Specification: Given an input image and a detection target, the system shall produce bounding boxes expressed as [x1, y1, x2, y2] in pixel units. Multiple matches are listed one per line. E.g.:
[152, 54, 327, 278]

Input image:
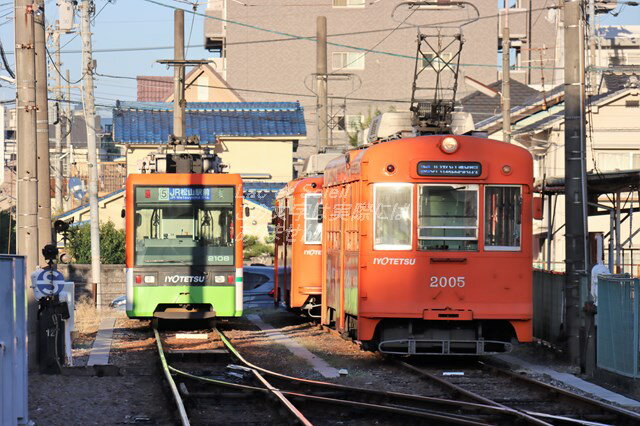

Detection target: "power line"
[143, 0, 564, 71]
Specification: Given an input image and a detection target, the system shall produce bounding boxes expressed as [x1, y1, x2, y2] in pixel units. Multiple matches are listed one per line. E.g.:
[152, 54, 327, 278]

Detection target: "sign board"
[136, 186, 234, 204]
[417, 161, 482, 177]
[31, 268, 67, 298]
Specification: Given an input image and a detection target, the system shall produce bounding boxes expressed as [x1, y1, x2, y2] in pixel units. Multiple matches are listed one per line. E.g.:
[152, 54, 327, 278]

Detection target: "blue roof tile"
[113, 101, 307, 144]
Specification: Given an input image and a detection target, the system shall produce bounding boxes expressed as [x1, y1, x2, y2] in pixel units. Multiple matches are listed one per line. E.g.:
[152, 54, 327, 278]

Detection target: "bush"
[243, 234, 273, 259]
[67, 221, 125, 264]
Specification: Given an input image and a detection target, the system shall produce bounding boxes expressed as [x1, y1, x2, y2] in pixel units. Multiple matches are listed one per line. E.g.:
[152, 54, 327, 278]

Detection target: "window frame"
[373, 182, 413, 251]
[483, 184, 522, 252]
[332, 51, 365, 70]
[303, 193, 322, 245]
[416, 183, 479, 251]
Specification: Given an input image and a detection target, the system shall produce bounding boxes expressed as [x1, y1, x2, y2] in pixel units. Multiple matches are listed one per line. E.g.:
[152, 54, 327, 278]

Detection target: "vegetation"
[67, 221, 125, 264]
[346, 106, 384, 146]
[0, 210, 15, 254]
[243, 234, 274, 260]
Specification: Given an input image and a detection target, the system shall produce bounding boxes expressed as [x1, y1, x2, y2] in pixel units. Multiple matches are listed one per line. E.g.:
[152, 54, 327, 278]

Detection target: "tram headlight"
[440, 137, 459, 154]
[214, 275, 225, 284]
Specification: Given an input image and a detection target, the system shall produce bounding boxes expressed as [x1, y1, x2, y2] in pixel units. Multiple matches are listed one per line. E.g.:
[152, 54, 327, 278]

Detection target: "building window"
[423, 52, 453, 71]
[337, 115, 363, 133]
[332, 52, 365, 70]
[332, 0, 365, 7]
[596, 150, 640, 171]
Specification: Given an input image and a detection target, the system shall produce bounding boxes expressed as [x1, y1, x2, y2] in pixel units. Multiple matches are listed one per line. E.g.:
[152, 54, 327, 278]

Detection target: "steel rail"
[214, 328, 528, 423]
[399, 361, 551, 426]
[154, 328, 312, 425]
[153, 328, 191, 426]
[480, 362, 640, 425]
[158, 329, 489, 425]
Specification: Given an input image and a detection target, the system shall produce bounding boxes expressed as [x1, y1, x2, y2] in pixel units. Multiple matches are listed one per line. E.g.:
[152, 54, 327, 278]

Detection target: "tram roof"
[112, 101, 306, 144]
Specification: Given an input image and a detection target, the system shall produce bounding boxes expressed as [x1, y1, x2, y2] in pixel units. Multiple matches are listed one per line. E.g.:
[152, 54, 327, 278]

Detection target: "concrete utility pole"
[34, 0, 52, 259]
[588, 0, 597, 95]
[316, 16, 328, 151]
[563, 0, 588, 366]
[53, 31, 63, 213]
[15, 0, 40, 366]
[81, 0, 102, 307]
[501, 1, 511, 144]
[66, 69, 73, 171]
[173, 9, 185, 140]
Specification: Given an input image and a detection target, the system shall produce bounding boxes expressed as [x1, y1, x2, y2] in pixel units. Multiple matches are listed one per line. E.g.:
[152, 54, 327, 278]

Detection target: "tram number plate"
[430, 276, 466, 288]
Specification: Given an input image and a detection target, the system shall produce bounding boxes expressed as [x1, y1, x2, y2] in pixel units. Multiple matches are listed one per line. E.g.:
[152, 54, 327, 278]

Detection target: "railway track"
[154, 326, 539, 425]
[398, 359, 640, 426]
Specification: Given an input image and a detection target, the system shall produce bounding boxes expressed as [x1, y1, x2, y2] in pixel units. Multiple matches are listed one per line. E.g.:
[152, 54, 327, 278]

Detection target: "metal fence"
[533, 269, 565, 345]
[0, 255, 29, 425]
[597, 275, 640, 378]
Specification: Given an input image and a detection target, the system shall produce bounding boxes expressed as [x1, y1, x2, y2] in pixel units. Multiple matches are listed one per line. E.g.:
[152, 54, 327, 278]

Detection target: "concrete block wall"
[57, 264, 125, 308]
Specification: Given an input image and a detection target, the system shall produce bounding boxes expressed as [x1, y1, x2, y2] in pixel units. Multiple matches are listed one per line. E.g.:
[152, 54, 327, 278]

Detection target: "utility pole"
[501, 1, 511, 144]
[15, 0, 40, 367]
[53, 31, 63, 212]
[66, 69, 73, 170]
[81, 0, 101, 307]
[564, 0, 588, 366]
[316, 16, 328, 151]
[588, 0, 597, 95]
[173, 9, 185, 140]
[34, 0, 52, 259]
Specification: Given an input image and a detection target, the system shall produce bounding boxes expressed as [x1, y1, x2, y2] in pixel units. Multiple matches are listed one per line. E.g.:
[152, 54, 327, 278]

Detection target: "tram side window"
[374, 183, 413, 250]
[484, 186, 521, 250]
[418, 184, 478, 251]
[304, 193, 322, 244]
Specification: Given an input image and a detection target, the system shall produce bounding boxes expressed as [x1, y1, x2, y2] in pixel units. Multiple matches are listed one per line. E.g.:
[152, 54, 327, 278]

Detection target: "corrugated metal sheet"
[597, 275, 640, 378]
[533, 269, 565, 345]
[113, 102, 306, 144]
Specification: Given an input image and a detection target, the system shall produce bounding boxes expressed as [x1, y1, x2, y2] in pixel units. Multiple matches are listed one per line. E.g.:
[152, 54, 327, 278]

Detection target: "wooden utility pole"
[316, 16, 328, 151]
[34, 0, 52, 258]
[81, 0, 101, 307]
[501, 1, 511, 144]
[564, 0, 588, 366]
[15, 0, 40, 366]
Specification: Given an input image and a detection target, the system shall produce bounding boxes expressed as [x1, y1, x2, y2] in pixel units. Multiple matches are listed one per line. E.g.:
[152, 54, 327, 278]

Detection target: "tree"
[243, 234, 274, 260]
[67, 221, 125, 264]
[0, 210, 15, 254]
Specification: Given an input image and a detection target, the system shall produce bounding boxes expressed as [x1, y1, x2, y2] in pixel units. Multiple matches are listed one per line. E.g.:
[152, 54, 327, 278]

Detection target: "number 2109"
[430, 276, 466, 288]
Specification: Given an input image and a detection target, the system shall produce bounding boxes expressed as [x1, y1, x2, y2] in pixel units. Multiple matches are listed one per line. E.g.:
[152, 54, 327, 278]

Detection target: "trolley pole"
[501, 1, 511, 144]
[316, 16, 328, 151]
[34, 0, 52, 258]
[15, 0, 40, 367]
[563, 0, 588, 366]
[173, 9, 185, 141]
[53, 30, 63, 213]
[81, 0, 102, 308]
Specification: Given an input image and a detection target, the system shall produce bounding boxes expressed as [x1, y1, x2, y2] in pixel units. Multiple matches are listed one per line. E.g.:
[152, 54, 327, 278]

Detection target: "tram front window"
[134, 186, 235, 266]
[418, 184, 478, 251]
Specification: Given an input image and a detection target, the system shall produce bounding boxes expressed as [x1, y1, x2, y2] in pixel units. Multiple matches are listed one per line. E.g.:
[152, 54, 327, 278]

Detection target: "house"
[512, 83, 640, 273]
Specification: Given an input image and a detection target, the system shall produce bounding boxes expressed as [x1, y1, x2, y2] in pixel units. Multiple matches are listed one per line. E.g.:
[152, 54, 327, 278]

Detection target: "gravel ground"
[29, 312, 175, 426]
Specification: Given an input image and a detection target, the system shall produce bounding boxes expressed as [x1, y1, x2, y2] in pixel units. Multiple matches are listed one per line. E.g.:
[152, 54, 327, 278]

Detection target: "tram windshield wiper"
[144, 260, 190, 265]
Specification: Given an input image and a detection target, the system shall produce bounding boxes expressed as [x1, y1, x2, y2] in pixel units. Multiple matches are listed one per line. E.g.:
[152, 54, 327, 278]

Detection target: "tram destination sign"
[136, 186, 234, 203]
[417, 161, 482, 177]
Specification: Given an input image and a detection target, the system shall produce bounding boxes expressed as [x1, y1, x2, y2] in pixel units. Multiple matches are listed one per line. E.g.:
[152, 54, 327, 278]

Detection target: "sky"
[0, 0, 638, 116]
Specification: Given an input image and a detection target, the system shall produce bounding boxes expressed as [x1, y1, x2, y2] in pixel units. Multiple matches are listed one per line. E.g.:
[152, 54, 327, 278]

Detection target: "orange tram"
[278, 134, 536, 355]
[273, 176, 324, 316]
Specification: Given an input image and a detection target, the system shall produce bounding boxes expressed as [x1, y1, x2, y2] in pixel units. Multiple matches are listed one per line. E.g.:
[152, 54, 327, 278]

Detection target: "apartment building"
[204, 0, 558, 148]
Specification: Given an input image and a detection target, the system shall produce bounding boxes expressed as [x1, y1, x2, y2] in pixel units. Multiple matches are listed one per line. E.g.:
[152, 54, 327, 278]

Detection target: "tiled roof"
[55, 189, 125, 220]
[460, 80, 540, 124]
[243, 182, 287, 210]
[136, 76, 173, 102]
[113, 102, 307, 144]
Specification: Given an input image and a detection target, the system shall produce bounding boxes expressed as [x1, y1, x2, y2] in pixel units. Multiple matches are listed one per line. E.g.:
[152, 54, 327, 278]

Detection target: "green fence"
[597, 275, 640, 378]
[533, 269, 565, 345]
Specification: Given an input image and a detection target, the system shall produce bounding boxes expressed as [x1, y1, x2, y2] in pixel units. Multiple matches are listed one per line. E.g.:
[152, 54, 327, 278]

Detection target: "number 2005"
[430, 276, 466, 288]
